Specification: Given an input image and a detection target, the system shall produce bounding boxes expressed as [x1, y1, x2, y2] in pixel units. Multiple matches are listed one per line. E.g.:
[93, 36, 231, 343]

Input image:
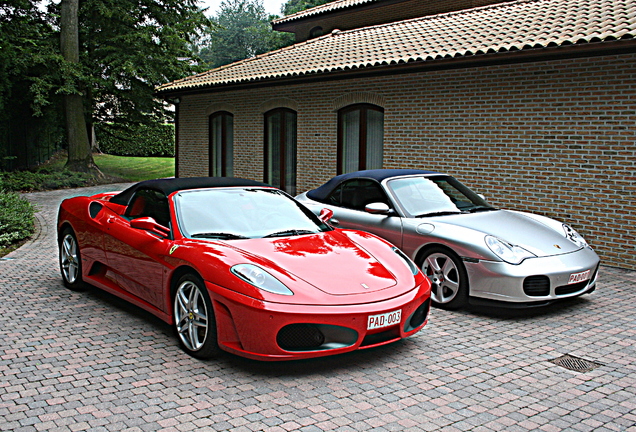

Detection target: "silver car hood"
[425, 209, 580, 257]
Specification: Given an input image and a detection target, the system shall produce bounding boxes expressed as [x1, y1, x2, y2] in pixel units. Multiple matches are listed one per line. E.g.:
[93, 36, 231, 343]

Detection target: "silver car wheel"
[422, 251, 464, 306]
[60, 233, 80, 284]
[174, 279, 209, 352]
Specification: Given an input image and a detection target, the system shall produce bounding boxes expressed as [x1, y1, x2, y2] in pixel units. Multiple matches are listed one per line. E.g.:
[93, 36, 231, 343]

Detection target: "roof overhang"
[156, 38, 636, 99]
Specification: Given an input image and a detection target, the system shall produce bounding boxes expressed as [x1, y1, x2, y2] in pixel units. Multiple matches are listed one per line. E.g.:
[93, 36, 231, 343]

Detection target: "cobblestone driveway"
[1, 185, 635, 432]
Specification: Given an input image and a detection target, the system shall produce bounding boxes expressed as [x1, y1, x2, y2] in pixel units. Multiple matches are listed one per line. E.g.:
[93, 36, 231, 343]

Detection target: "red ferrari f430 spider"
[57, 178, 431, 361]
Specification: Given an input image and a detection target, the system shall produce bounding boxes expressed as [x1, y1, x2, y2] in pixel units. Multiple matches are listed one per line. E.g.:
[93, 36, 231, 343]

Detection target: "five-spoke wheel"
[420, 247, 468, 310]
[59, 228, 84, 291]
[173, 274, 219, 359]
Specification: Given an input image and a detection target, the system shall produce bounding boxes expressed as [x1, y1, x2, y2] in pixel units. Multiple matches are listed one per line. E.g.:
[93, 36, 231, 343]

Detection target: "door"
[103, 189, 171, 310]
[326, 179, 403, 248]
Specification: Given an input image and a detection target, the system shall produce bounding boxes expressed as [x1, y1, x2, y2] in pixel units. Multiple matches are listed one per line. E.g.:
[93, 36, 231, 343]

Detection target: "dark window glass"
[125, 189, 171, 227]
[327, 179, 388, 210]
[209, 111, 234, 177]
[264, 108, 297, 195]
[338, 104, 384, 174]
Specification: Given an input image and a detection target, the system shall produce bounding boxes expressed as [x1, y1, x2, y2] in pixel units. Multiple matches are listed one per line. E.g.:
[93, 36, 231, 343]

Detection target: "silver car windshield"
[387, 176, 495, 218]
[175, 188, 330, 239]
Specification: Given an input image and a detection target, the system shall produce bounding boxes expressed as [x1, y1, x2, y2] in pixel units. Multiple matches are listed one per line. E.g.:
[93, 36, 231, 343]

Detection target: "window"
[125, 189, 171, 228]
[264, 108, 297, 195]
[209, 111, 233, 177]
[338, 104, 384, 174]
[327, 179, 389, 211]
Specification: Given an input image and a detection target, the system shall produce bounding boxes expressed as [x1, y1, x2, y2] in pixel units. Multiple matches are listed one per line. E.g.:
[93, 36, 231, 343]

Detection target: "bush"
[0, 191, 35, 248]
[0, 169, 93, 192]
[96, 122, 175, 157]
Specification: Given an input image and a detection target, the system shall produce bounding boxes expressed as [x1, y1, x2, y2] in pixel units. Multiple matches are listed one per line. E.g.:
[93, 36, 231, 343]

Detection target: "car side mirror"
[365, 202, 393, 215]
[130, 217, 170, 237]
[319, 208, 334, 223]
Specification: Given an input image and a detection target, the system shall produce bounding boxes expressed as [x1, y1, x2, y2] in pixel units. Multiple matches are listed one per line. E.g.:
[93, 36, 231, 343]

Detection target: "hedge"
[96, 122, 175, 157]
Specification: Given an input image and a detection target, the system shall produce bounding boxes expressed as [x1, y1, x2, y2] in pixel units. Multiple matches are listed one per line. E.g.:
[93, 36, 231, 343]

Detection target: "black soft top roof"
[306, 169, 439, 201]
[110, 177, 271, 206]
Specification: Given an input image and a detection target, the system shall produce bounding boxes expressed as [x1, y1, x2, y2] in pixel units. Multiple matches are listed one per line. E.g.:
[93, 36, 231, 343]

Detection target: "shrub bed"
[0, 191, 35, 249]
[0, 169, 93, 192]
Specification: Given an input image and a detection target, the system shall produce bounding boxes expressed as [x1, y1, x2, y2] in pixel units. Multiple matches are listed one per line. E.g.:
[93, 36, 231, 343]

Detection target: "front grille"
[555, 280, 589, 295]
[360, 327, 400, 347]
[523, 275, 550, 296]
[277, 324, 324, 351]
[276, 324, 358, 352]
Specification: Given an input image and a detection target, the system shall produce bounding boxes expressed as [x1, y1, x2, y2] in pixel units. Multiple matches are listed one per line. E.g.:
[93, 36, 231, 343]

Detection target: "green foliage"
[73, 0, 210, 126]
[198, 0, 293, 69]
[1, 0, 207, 173]
[0, 191, 35, 248]
[282, 0, 336, 16]
[96, 123, 175, 157]
[0, 169, 93, 192]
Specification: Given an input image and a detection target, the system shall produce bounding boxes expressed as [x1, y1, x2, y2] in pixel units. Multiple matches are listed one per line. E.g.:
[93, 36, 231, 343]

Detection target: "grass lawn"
[93, 154, 175, 182]
[45, 153, 175, 182]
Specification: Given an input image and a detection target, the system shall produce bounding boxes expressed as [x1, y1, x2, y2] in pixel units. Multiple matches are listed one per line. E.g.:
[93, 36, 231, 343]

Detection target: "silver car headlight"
[392, 247, 419, 275]
[562, 224, 588, 248]
[231, 264, 294, 296]
[485, 235, 536, 265]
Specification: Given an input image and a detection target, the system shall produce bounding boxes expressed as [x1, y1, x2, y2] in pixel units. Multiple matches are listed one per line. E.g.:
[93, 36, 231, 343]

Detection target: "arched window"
[264, 108, 297, 195]
[337, 104, 384, 174]
[209, 111, 233, 177]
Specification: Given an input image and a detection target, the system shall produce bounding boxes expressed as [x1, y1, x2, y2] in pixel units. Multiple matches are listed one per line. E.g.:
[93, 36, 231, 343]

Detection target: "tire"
[419, 247, 468, 310]
[173, 273, 220, 359]
[59, 228, 85, 291]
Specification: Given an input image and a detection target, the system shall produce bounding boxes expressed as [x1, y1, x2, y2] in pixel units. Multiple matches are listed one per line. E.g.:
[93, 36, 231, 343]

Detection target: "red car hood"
[229, 230, 398, 296]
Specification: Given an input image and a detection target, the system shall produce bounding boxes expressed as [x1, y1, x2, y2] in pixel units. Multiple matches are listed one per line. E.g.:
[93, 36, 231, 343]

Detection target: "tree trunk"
[60, 0, 102, 176]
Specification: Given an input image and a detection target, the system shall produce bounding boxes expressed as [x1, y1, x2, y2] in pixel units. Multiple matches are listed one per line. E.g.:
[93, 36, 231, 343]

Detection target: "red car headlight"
[231, 264, 294, 296]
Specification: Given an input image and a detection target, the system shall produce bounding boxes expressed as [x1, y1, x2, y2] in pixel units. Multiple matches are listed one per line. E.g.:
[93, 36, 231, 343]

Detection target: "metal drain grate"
[550, 354, 602, 372]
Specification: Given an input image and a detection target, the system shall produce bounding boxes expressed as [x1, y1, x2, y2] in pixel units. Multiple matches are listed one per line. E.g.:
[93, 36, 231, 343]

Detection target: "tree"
[0, 0, 66, 170]
[77, 0, 208, 127]
[198, 0, 293, 69]
[1, 0, 207, 173]
[55, 0, 209, 173]
[281, 0, 335, 16]
[60, 0, 98, 174]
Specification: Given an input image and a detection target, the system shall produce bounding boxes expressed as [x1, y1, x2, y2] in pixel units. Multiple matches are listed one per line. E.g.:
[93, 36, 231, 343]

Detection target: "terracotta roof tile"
[272, 0, 380, 25]
[157, 0, 636, 93]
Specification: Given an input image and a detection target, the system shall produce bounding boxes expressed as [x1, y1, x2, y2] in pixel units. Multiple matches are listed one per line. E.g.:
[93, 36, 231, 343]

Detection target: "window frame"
[209, 111, 234, 177]
[264, 108, 297, 195]
[337, 103, 384, 175]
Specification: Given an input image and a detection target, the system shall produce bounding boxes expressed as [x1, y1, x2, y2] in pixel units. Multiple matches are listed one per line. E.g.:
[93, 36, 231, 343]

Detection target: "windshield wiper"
[191, 232, 250, 240]
[465, 206, 497, 213]
[263, 229, 316, 238]
[415, 211, 462, 218]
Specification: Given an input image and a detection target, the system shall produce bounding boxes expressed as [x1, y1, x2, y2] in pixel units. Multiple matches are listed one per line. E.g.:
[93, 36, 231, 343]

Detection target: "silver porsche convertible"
[296, 169, 600, 309]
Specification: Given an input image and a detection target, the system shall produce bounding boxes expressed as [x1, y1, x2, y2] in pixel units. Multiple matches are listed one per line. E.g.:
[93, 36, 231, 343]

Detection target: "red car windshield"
[174, 188, 331, 240]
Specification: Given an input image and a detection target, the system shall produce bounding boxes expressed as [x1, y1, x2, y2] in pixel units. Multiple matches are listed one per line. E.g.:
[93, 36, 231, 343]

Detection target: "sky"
[199, 0, 287, 17]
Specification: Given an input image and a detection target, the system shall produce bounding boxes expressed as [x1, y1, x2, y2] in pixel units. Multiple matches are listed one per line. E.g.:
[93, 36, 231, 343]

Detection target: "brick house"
[156, 0, 636, 270]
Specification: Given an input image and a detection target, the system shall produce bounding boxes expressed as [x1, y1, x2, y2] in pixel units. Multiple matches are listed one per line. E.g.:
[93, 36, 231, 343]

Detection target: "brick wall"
[177, 53, 636, 269]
